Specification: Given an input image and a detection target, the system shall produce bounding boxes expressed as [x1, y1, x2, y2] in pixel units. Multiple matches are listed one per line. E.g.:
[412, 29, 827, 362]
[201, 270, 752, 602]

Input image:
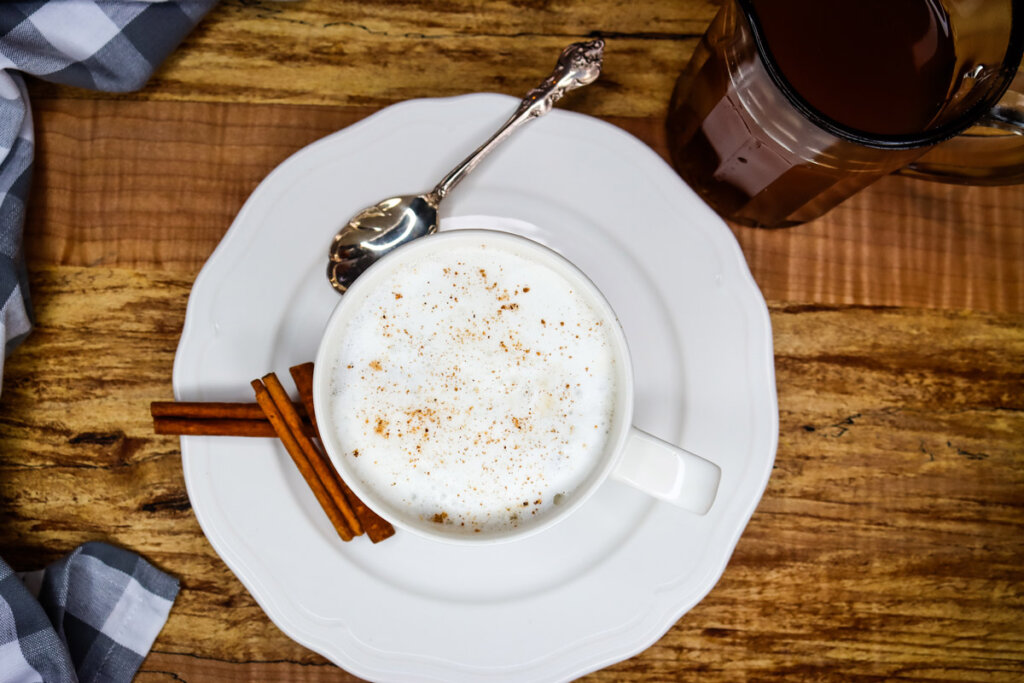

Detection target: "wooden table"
[2, 1, 1022, 680]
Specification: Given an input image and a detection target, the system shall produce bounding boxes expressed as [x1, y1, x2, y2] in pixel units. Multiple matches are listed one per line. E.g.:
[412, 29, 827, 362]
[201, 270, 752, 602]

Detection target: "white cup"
[314, 229, 720, 544]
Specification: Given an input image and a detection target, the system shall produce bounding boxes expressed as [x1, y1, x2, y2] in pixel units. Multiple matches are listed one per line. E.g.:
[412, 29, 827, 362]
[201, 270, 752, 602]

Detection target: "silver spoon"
[327, 39, 605, 293]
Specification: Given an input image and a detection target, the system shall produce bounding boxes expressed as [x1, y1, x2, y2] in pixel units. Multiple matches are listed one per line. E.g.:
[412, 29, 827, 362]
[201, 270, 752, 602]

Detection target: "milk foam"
[324, 241, 618, 534]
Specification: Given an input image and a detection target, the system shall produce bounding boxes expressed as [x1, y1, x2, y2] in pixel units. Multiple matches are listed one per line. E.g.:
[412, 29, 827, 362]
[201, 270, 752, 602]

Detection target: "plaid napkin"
[0, 542, 179, 683]
[0, 0, 217, 391]
[1, 2, 215, 681]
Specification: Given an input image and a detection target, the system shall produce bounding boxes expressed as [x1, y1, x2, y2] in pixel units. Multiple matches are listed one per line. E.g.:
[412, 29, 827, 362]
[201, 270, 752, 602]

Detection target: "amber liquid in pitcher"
[667, 0, 958, 227]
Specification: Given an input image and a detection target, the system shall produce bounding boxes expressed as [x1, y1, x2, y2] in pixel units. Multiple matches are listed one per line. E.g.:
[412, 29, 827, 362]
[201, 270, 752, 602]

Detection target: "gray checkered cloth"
[1, 1, 215, 681]
[0, 542, 179, 683]
[0, 0, 216, 391]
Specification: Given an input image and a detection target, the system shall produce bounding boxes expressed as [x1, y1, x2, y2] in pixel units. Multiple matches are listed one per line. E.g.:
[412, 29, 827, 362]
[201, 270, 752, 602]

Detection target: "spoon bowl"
[328, 194, 439, 293]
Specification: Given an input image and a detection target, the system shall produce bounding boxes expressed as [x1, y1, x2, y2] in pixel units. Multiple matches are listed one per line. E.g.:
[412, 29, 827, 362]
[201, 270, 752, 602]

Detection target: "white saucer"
[175, 93, 778, 682]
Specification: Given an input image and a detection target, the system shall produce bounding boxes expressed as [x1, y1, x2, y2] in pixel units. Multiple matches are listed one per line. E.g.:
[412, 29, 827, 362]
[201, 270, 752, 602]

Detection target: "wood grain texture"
[26, 0, 712, 118]
[137, 652, 363, 682]
[6, 0, 1024, 679]
[733, 179, 1024, 313]
[23, 97, 1024, 312]
[1, 266, 1020, 681]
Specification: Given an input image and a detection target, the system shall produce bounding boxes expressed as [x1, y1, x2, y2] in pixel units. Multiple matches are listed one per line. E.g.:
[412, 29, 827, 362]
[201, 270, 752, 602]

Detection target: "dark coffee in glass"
[667, 0, 1024, 228]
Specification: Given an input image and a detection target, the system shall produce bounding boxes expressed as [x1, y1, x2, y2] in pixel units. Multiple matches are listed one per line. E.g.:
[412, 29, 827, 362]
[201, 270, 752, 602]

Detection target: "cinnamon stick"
[251, 378, 354, 542]
[152, 400, 310, 423]
[151, 400, 313, 437]
[288, 363, 319, 434]
[151, 368, 394, 543]
[335, 467, 395, 543]
[153, 416, 279, 437]
[262, 373, 364, 537]
[289, 363, 396, 543]
[152, 401, 269, 421]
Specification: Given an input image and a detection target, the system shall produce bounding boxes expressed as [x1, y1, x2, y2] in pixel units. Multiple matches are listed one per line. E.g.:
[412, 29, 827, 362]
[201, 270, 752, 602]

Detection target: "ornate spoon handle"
[428, 38, 605, 204]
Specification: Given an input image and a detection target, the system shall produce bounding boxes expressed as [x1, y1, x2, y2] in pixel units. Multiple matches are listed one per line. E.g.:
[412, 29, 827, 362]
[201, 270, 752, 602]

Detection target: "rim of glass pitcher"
[737, 0, 1024, 150]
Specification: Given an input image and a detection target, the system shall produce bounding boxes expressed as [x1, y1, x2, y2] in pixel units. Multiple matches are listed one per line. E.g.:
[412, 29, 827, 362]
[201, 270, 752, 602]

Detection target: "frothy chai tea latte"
[323, 240, 618, 535]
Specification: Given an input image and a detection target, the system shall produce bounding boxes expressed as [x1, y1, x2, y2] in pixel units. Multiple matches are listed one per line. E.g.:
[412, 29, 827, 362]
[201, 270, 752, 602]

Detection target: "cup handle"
[610, 427, 721, 515]
[897, 70, 1024, 185]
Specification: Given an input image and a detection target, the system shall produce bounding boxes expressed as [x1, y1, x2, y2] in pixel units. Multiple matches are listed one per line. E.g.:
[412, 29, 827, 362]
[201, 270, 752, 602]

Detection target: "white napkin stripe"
[27, 1, 122, 63]
[0, 640, 42, 683]
[100, 577, 174, 656]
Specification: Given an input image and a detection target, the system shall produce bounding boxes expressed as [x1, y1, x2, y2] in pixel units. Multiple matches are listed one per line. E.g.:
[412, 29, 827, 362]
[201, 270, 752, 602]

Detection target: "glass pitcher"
[666, 0, 1024, 228]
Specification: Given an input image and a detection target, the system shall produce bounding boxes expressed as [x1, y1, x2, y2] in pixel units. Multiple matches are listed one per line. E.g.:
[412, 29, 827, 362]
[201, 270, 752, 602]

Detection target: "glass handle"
[897, 70, 1024, 186]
